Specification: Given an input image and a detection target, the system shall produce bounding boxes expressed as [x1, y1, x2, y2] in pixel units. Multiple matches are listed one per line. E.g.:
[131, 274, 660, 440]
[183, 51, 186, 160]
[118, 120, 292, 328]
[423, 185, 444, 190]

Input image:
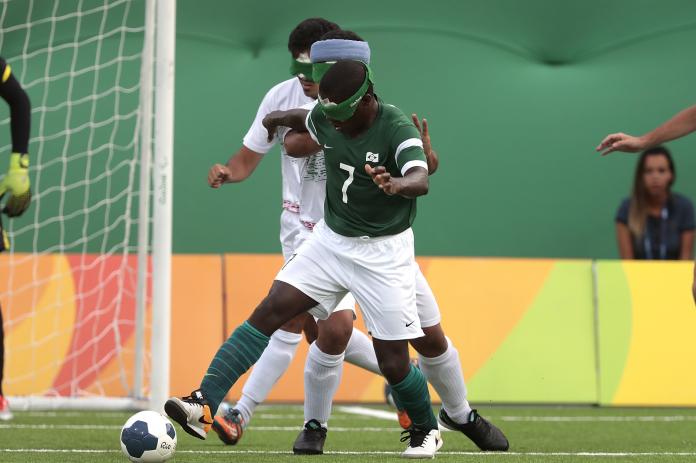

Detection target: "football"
[120, 411, 177, 462]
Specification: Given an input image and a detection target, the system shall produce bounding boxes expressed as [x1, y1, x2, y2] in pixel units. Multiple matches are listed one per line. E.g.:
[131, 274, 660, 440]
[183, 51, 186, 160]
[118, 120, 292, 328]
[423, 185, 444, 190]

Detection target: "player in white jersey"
[206, 18, 386, 445]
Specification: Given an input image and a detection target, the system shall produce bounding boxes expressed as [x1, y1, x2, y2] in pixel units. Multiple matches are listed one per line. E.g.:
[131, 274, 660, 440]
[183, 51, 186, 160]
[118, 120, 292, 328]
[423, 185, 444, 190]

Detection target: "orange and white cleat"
[164, 389, 213, 440]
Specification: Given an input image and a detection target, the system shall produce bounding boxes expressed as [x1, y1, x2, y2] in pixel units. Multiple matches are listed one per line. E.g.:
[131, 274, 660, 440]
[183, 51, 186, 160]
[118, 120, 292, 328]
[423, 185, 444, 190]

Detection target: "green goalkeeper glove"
[0, 152, 31, 217]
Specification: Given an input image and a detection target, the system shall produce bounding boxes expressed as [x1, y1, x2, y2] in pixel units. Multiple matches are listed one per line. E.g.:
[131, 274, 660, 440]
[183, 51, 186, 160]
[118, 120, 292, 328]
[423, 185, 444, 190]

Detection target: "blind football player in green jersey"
[278, 36, 507, 455]
[165, 60, 445, 458]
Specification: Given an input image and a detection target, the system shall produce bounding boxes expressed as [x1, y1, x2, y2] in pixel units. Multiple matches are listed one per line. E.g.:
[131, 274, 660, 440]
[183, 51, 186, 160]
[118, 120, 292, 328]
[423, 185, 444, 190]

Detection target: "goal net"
[0, 0, 172, 410]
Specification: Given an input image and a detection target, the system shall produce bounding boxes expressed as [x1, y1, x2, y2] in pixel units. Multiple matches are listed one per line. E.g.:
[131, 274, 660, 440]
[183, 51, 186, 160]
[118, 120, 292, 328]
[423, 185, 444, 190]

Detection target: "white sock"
[343, 327, 381, 375]
[418, 337, 472, 424]
[304, 342, 344, 427]
[234, 329, 302, 426]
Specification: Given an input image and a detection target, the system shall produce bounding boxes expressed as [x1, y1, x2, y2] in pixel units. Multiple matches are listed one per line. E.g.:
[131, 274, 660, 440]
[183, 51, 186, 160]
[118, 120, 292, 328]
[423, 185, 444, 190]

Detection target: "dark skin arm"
[615, 222, 634, 259]
[365, 165, 428, 198]
[283, 113, 441, 168]
[262, 109, 310, 142]
[680, 230, 694, 261]
[283, 130, 321, 158]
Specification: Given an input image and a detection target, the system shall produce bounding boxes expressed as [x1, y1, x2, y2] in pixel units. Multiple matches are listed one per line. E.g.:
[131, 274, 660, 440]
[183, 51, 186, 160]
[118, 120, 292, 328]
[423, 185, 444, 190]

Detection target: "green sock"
[200, 321, 269, 414]
[391, 386, 406, 411]
[390, 364, 438, 430]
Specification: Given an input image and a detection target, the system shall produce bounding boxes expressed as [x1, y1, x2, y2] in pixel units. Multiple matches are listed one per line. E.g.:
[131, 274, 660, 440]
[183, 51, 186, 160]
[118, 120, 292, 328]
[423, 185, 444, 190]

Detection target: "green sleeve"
[392, 124, 427, 175]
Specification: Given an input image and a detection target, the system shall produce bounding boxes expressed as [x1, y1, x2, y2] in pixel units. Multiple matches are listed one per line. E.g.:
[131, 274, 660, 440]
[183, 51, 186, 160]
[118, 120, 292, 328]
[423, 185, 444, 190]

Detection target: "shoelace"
[181, 395, 204, 408]
[400, 429, 428, 448]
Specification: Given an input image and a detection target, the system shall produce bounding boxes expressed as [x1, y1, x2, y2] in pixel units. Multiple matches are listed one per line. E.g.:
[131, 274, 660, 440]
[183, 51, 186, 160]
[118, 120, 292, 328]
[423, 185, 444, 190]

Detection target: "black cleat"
[292, 419, 327, 455]
[438, 408, 509, 451]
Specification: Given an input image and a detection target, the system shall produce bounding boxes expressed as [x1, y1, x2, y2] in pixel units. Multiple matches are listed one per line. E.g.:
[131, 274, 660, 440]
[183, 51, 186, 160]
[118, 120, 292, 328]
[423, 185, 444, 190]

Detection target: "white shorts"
[415, 264, 441, 328]
[280, 209, 304, 262]
[276, 220, 423, 340]
[281, 209, 356, 314]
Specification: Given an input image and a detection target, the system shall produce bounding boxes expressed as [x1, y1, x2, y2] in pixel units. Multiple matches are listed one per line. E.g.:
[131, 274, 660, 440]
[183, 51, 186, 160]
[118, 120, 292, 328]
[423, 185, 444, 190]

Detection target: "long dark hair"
[628, 146, 676, 236]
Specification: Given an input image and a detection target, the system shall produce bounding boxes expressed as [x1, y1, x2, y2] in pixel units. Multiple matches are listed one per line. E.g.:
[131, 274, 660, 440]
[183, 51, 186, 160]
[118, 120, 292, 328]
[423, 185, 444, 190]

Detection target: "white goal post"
[0, 0, 174, 411]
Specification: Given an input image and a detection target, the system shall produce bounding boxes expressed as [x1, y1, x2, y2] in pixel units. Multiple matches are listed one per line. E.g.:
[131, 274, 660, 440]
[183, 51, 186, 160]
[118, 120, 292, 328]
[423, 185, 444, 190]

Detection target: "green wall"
[4, 0, 696, 257]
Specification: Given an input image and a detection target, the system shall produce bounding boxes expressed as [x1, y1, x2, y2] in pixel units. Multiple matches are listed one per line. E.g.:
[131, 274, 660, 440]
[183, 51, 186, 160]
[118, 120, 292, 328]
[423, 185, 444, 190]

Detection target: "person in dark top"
[615, 146, 694, 260]
[0, 56, 32, 421]
[598, 104, 696, 303]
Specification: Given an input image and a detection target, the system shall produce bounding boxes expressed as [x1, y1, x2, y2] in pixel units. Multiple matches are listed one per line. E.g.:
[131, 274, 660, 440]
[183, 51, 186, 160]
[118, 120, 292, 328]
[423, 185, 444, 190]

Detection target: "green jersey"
[306, 100, 428, 237]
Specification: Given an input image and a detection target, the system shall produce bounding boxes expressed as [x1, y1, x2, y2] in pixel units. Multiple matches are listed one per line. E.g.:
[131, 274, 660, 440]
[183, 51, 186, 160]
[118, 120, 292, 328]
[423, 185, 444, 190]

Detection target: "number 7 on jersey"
[339, 163, 354, 204]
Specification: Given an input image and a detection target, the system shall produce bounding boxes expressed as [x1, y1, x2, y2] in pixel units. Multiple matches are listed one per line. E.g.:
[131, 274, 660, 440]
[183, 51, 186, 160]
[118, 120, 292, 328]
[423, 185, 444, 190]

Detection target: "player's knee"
[379, 358, 411, 384]
[319, 320, 353, 345]
[316, 318, 352, 354]
[280, 313, 306, 334]
[411, 324, 448, 357]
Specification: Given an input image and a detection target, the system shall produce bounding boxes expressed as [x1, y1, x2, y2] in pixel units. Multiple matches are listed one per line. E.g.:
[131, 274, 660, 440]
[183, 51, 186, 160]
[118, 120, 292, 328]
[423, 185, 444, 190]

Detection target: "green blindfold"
[289, 57, 314, 82]
[312, 61, 334, 83]
[318, 64, 373, 121]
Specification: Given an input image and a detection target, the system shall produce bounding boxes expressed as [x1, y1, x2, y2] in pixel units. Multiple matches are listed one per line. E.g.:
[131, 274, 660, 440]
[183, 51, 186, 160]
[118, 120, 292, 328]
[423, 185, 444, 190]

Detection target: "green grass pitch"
[1, 404, 696, 462]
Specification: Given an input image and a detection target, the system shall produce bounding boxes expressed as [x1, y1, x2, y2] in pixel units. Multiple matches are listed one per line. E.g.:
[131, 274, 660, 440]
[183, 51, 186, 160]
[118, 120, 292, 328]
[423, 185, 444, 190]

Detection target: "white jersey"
[296, 100, 325, 231]
[242, 78, 326, 243]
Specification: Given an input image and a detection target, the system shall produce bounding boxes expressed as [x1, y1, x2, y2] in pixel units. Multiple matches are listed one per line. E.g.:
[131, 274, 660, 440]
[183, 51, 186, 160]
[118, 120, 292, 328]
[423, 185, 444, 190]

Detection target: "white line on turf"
[336, 405, 452, 432]
[4, 449, 696, 456]
[336, 407, 696, 423]
[0, 424, 396, 431]
[337, 405, 398, 421]
[500, 416, 696, 422]
[19, 412, 129, 418]
[3, 415, 695, 432]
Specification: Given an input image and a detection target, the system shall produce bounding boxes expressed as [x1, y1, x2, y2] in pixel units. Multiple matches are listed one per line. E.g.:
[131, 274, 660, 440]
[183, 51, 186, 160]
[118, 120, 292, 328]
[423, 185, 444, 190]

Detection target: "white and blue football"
[120, 410, 177, 462]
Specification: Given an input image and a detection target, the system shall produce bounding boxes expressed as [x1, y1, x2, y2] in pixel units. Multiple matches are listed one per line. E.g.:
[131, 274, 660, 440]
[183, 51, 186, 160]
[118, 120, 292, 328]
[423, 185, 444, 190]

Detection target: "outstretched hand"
[208, 163, 231, 188]
[365, 163, 399, 196]
[412, 113, 438, 174]
[596, 132, 647, 156]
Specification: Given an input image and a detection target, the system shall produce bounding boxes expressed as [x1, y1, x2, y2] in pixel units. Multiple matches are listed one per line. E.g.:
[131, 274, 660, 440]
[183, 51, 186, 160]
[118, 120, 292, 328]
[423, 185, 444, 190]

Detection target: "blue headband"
[310, 39, 371, 64]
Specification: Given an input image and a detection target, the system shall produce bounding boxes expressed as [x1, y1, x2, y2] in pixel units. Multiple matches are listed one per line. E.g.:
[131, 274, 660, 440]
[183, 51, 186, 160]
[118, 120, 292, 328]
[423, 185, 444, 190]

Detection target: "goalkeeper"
[0, 56, 32, 421]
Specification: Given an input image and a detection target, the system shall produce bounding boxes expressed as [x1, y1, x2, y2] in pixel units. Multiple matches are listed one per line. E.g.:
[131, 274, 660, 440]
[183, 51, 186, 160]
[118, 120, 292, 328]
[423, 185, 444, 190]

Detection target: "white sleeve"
[242, 88, 278, 155]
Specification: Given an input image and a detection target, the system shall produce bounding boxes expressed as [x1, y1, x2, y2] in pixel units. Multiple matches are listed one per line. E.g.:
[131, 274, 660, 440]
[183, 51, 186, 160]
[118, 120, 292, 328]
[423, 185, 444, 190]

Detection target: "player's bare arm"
[615, 222, 634, 259]
[365, 164, 428, 198]
[692, 263, 696, 305]
[262, 109, 310, 142]
[412, 114, 438, 175]
[207, 145, 263, 188]
[597, 104, 696, 156]
[680, 230, 694, 261]
[283, 130, 321, 158]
